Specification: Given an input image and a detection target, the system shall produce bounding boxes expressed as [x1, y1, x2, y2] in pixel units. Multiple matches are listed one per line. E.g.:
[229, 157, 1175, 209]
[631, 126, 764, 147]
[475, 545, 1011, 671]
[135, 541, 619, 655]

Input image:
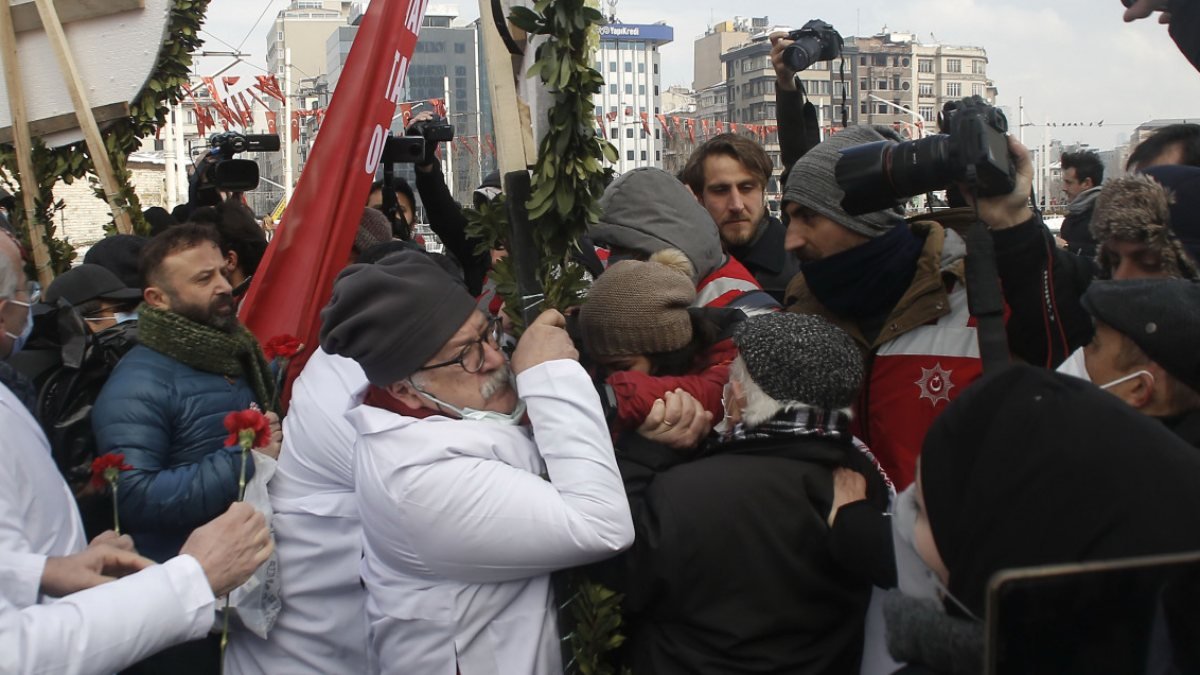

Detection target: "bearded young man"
[91, 224, 282, 673]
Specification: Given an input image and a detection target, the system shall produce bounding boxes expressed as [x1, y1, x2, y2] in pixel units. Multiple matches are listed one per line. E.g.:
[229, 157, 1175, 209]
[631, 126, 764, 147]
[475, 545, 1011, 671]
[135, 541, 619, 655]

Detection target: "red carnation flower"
[263, 334, 304, 361]
[90, 453, 132, 489]
[223, 409, 272, 449]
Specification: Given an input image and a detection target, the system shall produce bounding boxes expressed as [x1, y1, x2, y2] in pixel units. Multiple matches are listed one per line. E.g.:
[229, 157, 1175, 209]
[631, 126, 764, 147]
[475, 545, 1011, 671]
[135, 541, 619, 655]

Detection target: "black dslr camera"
[835, 96, 1015, 215]
[204, 132, 282, 192]
[782, 20, 844, 72]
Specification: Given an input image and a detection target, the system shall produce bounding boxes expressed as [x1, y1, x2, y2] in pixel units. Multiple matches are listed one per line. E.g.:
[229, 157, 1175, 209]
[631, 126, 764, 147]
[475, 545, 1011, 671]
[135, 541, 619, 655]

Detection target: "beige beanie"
[580, 260, 696, 357]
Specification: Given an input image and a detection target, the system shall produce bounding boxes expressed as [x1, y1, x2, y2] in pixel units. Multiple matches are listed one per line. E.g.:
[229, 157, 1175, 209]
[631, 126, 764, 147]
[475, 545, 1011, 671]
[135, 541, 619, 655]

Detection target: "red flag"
[686, 119, 695, 143]
[716, 120, 725, 133]
[399, 102, 413, 129]
[223, 76, 241, 88]
[290, 110, 300, 140]
[429, 98, 447, 117]
[623, 106, 632, 117]
[265, 110, 278, 134]
[238, 92, 256, 126]
[655, 114, 669, 137]
[639, 112, 650, 135]
[672, 115, 681, 130]
[730, 122, 738, 133]
[700, 119, 710, 138]
[606, 111, 617, 122]
[595, 114, 604, 130]
[240, 0, 431, 408]
[254, 74, 286, 103]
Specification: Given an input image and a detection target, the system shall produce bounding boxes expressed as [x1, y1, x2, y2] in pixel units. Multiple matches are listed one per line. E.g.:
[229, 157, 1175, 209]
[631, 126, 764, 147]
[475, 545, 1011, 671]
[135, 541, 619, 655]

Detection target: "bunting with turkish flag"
[655, 114, 669, 138]
[254, 74, 286, 103]
[639, 112, 650, 135]
[239, 0, 431, 405]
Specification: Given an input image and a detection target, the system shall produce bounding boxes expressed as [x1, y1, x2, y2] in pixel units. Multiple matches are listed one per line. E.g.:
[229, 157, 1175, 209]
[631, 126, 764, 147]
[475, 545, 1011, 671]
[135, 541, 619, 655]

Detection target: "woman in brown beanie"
[578, 258, 742, 435]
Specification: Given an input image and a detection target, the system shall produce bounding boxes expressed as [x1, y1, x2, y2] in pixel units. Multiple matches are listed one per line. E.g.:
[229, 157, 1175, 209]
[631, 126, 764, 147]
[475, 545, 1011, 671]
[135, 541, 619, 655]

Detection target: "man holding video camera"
[782, 116, 1090, 489]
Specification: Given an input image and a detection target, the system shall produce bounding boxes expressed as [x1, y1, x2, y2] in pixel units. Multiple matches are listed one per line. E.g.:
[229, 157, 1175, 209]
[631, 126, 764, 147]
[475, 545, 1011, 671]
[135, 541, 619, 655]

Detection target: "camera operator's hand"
[770, 32, 799, 91]
[1123, 0, 1172, 24]
[406, 111, 440, 172]
[959, 135, 1034, 231]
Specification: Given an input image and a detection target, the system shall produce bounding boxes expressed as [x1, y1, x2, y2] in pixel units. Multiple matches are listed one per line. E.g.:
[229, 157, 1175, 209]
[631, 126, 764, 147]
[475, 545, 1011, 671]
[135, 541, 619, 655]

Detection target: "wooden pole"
[0, 0, 55, 286]
[478, 0, 535, 174]
[31, 0, 134, 234]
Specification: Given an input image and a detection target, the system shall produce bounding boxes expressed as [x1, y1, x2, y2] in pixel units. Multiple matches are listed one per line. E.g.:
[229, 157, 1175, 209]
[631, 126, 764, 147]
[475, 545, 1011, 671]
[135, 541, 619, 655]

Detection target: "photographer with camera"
[406, 110, 493, 298]
[769, 21, 845, 170]
[173, 132, 281, 223]
[782, 107, 1091, 490]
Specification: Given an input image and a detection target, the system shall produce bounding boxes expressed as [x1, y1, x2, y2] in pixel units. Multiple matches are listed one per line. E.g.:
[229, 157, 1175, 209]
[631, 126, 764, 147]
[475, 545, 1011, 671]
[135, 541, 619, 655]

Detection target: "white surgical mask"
[410, 379, 527, 425]
[1057, 347, 1155, 391]
[714, 382, 735, 437]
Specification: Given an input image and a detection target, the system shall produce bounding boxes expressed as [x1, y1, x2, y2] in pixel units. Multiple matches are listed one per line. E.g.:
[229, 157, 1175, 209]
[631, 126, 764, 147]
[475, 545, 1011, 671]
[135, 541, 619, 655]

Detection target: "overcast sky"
[197, 0, 1200, 151]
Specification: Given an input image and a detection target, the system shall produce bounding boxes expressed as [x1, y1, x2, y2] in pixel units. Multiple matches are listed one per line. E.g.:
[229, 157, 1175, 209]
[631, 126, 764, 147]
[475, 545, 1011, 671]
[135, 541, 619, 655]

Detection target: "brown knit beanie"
[354, 208, 393, 255]
[580, 260, 696, 357]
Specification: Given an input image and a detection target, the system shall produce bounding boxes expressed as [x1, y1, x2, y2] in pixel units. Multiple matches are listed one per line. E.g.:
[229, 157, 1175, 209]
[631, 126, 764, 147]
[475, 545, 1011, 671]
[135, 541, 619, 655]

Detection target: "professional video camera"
[204, 131, 282, 192]
[407, 114, 454, 144]
[782, 20, 844, 72]
[835, 95, 1015, 215]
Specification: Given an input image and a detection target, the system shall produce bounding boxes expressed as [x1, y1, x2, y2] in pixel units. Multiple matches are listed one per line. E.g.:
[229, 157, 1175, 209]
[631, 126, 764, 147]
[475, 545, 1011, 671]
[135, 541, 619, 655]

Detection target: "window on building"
[918, 59, 933, 73]
[656, 150, 661, 162]
[972, 83, 984, 96]
[624, 61, 632, 72]
[610, 127, 617, 139]
[947, 82, 961, 96]
[653, 85, 659, 96]
[641, 150, 647, 161]
[902, 57, 911, 67]
[626, 128, 634, 138]
[609, 61, 617, 72]
[920, 106, 935, 122]
[639, 84, 645, 95]
[972, 59, 985, 75]
[455, 66, 467, 76]
[947, 58, 962, 73]
[901, 81, 910, 91]
[860, 56, 867, 65]
[877, 103, 890, 114]
[873, 54, 887, 66]
[638, 62, 645, 73]
[654, 63, 658, 74]
[595, 105, 602, 115]
[893, 76, 901, 90]
[454, 43, 466, 54]
[860, 101, 868, 114]
[766, 103, 776, 118]
[878, 80, 887, 90]
[626, 150, 634, 161]
[609, 84, 617, 94]
[860, 78, 869, 90]
[919, 82, 933, 97]
[655, 128, 660, 139]
[624, 83, 633, 94]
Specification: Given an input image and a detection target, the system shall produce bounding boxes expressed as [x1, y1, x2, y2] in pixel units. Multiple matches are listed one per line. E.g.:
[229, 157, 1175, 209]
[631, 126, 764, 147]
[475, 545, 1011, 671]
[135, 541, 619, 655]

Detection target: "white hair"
[0, 235, 20, 299]
[728, 356, 853, 428]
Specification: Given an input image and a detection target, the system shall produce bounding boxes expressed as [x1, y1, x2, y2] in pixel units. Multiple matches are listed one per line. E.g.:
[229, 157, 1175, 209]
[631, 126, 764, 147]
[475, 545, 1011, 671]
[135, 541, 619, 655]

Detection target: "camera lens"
[784, 38, 823, 72]
[835, 137, 956, 215]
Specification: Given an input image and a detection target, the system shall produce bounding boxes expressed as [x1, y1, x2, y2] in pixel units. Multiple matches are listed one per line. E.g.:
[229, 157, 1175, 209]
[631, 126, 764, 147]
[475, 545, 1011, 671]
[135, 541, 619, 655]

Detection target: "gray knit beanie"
[783, 125, 906, 238]
[354, 208, 393, 255]
[733, 313, 863, 409]
[319, 249, 478, 386]
[579, 260, 696, 357]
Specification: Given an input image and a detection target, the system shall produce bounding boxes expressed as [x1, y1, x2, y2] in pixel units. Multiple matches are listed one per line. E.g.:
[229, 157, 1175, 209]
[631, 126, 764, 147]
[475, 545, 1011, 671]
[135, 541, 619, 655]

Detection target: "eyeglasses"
[416, 316, 503, 374]
[5, 280, 39, 307]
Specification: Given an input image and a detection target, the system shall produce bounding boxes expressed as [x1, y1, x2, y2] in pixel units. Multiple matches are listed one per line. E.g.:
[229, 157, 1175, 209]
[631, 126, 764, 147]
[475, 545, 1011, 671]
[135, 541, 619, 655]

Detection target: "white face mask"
[3, 298, 32, 356]
[409, 379, 527, 425]
[1056, 347, 1155, 391]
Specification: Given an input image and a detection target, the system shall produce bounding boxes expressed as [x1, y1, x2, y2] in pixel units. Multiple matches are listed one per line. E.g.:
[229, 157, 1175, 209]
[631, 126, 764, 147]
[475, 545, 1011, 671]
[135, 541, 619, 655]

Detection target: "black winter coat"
[596, 430, 889, 675]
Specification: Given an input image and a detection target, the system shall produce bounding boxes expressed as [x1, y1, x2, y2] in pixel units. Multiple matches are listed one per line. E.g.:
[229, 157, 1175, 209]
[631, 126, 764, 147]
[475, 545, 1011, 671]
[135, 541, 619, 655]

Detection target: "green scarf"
[137, 304, 276, 412]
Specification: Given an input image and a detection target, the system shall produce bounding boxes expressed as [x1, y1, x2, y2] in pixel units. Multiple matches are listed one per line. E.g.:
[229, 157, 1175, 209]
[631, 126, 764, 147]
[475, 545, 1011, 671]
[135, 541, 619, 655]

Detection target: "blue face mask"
[4, 304, 32, 356]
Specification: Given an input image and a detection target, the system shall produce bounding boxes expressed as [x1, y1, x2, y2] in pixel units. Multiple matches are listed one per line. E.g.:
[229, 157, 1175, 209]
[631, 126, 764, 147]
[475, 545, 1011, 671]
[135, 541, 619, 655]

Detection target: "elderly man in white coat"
[320, 250, 635, 674]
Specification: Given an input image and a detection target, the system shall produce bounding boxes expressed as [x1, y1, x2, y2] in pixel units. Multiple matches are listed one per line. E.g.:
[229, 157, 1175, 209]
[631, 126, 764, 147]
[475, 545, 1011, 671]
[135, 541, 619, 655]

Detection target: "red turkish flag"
[399, 102, 413, 128]
[254, 75, 286, 103]
[730, 122, 738, 133]
[265, 110, 277, 134]
[223, 76, 241, 88]
[430, 98, 447, 117]
[655, 114, 669, 137]
[240, 0, 431, 408]
[639, 112, 650, 135]
[686, 119, 695, 143]
[606, 111, 617, 122]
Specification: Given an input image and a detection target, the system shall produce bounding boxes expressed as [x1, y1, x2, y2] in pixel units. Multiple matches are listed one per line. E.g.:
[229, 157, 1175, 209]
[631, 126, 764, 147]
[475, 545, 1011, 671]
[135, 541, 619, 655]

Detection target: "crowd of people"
[3, 1, 1200, 673]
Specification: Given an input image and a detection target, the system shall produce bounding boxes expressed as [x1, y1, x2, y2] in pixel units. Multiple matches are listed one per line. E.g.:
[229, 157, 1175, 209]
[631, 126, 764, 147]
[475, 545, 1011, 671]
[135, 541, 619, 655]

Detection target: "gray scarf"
[1068, 185, 1103, 215]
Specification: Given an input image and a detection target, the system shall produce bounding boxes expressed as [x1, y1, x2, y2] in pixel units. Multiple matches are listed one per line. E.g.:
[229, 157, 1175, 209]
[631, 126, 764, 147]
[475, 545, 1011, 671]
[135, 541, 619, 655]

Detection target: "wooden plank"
[0, 0, 54, 286]
[31, 0, 134, 234]
[478, 0, 536, 175]
[0, 100, 129, 144]
[11, 0, 144, 34]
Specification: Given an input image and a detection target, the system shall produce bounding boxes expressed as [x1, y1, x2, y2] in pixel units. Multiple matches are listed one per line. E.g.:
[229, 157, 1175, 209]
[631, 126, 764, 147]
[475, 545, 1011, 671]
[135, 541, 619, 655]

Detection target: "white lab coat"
[0, 383, 87, 607]
[0, 553, 215, 675]
[351, 359, 634, 675]
[227, 349, 372, 674]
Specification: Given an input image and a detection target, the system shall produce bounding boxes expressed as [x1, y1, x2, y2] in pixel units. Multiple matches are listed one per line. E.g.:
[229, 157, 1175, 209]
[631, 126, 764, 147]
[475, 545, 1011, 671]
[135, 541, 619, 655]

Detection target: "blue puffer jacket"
[92, 344, 258, 562]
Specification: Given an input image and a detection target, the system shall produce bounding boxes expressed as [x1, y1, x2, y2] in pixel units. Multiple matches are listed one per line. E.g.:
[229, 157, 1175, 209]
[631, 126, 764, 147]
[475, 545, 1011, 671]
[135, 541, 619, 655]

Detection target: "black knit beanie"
[319, 249, 478, 386]
[733, 312, 863, 409]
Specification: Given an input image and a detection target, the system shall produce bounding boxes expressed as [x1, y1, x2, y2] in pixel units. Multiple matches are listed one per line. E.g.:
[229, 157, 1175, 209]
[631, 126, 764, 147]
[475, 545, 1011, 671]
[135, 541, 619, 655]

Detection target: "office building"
[595, 22, 673, 173]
